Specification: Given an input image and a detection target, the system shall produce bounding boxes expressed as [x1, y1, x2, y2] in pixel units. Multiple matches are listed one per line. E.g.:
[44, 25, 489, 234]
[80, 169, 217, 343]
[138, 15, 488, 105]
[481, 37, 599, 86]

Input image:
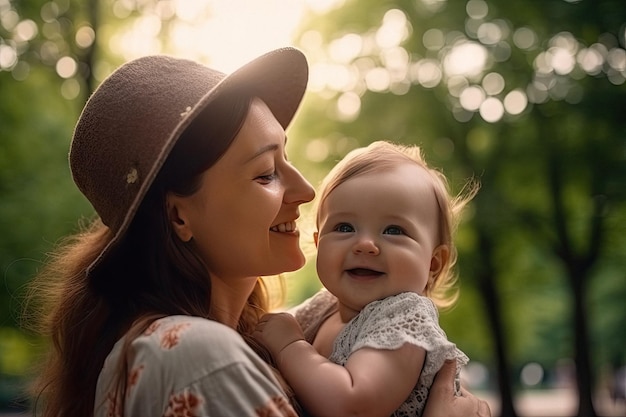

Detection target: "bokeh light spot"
[365, 67, 390, 92]
[466, 0, 488, 19]
[14, 19, 38, 41]
[423, 28, 445, 51]
[521, 363, 544, 387]
[503, 89, 527, 115]
[459, 85, 485, 111]
[479, 97, 504, 122]
[482, 72, 505, 95]
[75, 25, 96, 49]
[577, 46, 604, 75]
[305, 139, 330, 162]
[40, 1, 60, 23]
[607, 47, 626, 72]
[336, 92, 361, 121]
[444, 41, 487, 77]
[513, 27, 537, 50]
[1, 10, 19, 32]
[329, 33, 362, 64]
[447, 75, 469, 98]
[0, 44, 17, 69]
[60, 78, 80, 100]
[549, 47, 576, 75]
[477, 22, 502, 45]
[418, 0, 447, 13]
[411, 59, 442, 88]
[56, 56, 77, 78]
[376, 9, 408, 49]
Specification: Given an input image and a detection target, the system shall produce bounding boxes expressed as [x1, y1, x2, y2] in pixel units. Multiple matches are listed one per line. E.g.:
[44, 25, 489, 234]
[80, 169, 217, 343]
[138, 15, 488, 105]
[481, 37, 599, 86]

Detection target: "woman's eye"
[256, 172, 277, 183]
[383, 225, 404, 235]
[334, 223, 354, 233]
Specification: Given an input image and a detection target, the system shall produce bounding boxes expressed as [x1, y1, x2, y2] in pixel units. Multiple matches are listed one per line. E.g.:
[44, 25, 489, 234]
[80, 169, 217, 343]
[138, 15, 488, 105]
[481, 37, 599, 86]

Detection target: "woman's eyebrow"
[246, 136, 288, 162]
[246, 143, 279, 162]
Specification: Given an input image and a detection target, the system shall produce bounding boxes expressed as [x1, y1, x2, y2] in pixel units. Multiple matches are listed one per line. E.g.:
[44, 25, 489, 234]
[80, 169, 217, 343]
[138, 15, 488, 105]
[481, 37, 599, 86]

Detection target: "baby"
[254, 140, 478, 417]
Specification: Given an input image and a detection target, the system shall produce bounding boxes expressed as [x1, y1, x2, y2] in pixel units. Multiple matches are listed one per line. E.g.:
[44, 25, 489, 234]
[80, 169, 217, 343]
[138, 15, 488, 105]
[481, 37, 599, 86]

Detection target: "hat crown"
[70, 56, 225, 231]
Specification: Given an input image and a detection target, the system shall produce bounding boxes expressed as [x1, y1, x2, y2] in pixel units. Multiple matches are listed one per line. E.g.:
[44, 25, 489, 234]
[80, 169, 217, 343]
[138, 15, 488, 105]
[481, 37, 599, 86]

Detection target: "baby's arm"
[253, 312, 425, 417]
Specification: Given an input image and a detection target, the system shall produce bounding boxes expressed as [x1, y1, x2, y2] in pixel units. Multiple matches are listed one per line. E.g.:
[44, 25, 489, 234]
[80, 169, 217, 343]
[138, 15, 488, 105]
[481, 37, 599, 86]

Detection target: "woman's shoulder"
[97, 316, 293, 416]
[130, 315, 255, 369]
[143, 314, 238, 338]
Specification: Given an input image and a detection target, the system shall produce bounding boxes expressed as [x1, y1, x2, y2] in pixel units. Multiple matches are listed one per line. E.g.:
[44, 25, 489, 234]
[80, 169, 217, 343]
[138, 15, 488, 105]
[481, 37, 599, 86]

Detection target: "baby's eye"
[334, 223, 354, 233]
[383, 225, 405, 235]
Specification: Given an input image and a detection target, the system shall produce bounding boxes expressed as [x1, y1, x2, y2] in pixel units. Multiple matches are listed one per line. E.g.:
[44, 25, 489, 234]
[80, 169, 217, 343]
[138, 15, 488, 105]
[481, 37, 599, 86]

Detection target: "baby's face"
[315, 162, 442, 313]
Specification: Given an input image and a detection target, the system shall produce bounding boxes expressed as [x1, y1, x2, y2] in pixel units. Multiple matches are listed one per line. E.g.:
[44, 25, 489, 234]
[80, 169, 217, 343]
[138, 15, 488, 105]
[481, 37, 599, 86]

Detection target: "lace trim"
[295, 291, 468, 417]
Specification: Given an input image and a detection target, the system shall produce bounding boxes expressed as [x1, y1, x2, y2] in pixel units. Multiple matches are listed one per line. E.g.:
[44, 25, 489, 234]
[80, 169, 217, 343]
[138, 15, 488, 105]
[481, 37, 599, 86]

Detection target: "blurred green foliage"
[0, 61, 88, 411]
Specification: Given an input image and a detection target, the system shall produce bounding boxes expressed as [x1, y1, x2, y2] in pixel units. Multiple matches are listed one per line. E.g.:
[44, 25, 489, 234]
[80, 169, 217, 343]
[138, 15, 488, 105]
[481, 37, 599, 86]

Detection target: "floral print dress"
[94, 315, 297, 417]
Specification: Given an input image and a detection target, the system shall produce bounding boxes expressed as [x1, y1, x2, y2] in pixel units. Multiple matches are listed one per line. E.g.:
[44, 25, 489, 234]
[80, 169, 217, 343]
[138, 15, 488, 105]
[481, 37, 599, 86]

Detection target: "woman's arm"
[423, 360, 491, 417]
[254, 312, 425, 417]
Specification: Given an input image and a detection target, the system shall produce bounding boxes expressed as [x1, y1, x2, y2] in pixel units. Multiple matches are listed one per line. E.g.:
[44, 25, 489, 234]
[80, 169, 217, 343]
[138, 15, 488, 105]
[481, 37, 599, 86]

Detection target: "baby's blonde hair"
[315, 141, 478, 308]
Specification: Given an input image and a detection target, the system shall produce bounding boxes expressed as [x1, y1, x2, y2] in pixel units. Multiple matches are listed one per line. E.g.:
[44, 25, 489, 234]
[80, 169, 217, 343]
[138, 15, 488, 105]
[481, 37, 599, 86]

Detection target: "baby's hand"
[253, 313, 305, 358]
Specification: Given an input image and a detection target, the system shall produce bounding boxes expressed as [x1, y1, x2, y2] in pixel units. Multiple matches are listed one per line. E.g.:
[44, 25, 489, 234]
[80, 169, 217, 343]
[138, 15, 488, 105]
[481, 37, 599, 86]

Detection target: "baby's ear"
[429, 244, 450, 277]
[313, 231, 319, 247]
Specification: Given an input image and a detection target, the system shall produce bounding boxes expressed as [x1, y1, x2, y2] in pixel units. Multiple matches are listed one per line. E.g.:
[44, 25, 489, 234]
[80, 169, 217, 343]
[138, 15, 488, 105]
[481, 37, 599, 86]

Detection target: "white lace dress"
[292, 290, 467, 417]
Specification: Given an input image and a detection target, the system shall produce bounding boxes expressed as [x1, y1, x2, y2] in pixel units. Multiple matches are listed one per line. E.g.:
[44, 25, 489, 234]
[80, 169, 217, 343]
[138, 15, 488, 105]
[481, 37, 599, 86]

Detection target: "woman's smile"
[270, 220, 298, 233]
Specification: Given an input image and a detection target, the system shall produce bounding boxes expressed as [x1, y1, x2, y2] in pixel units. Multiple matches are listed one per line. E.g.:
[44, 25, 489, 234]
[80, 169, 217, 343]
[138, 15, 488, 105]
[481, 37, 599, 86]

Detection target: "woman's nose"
[284, 163, 315, 205]
[352, 237, 380, 256]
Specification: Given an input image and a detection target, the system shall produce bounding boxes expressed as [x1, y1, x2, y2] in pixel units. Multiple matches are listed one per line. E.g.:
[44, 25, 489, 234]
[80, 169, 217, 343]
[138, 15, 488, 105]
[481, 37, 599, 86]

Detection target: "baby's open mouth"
[347, 268, 383, 276]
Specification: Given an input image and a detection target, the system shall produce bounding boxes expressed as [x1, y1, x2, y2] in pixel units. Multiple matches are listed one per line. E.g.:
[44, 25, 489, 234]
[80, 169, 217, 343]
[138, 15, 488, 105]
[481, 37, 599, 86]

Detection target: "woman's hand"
[423, 360, 491, 417]
[253, 313, 305, 359]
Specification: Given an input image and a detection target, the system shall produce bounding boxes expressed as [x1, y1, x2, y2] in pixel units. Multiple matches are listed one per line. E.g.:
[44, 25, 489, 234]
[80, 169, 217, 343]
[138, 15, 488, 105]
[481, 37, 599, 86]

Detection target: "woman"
[27, 47, 490, 417]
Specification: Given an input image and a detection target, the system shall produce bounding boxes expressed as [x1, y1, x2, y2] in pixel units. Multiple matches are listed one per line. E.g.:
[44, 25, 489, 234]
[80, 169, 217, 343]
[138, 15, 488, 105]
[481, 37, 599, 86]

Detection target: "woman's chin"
[265, 251, 306, 275]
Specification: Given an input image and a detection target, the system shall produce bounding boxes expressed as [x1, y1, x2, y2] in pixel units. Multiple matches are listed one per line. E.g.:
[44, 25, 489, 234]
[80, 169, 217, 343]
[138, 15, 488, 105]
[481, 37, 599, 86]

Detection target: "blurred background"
[0, 0, 625, 416]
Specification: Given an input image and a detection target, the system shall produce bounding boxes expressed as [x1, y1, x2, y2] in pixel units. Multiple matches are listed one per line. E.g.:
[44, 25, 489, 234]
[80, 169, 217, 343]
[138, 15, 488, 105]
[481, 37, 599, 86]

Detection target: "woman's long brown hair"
[25, 93, 293, 416]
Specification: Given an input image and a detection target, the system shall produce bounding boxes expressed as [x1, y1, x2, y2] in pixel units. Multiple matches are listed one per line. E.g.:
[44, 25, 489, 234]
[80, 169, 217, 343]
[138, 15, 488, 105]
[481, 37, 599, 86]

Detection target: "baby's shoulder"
[364, 292, 438, 320]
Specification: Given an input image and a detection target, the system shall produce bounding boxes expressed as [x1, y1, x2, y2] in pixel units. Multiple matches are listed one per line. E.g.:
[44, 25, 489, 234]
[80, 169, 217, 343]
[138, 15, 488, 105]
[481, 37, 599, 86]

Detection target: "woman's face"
[167, 98, 315, 280]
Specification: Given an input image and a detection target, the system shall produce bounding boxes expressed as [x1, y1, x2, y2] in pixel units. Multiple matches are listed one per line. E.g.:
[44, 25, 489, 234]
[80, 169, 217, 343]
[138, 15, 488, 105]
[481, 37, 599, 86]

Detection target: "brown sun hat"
[69, 47, 308, 276]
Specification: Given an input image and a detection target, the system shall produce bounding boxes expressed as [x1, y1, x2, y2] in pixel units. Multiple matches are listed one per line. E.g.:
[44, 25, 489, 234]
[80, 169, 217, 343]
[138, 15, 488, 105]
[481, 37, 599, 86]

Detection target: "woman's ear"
[166, 192, 193, 242]
[429, 244, 450, 277]
[313, 231, 319, 247]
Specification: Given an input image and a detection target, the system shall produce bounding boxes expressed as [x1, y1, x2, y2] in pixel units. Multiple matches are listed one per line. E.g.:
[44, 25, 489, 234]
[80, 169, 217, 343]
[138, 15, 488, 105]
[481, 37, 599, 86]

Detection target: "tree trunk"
[452, 120, 518, 417]
[545, 127, 601, 417]
[476, 230, 518, 417]
[570, 267, 596, 417]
